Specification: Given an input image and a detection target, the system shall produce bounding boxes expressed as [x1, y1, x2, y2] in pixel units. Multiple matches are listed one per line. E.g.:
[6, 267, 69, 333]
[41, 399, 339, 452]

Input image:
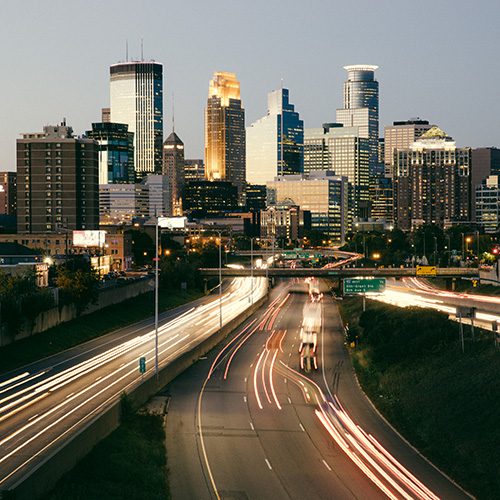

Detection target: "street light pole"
[218, 231, 223, 332]
[476, 230, 480, 264]
[154, 215, 159, 383]
[250, 237, 254, 305]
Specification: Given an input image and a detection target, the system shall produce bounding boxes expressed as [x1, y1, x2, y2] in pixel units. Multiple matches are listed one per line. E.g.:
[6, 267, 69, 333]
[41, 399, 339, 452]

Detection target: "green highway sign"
[343, 278, 386, 295]
[139, 356, 146, 374]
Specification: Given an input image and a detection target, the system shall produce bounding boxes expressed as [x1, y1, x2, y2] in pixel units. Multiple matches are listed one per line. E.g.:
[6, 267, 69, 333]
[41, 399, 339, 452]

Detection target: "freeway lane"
[0, 277, 267, 492]
[166, 280, 470, 499]
[377, 277, 500, 330]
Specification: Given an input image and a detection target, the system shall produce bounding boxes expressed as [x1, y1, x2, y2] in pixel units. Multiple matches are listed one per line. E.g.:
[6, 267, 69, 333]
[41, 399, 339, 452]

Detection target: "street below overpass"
[166, 280, 470, 499]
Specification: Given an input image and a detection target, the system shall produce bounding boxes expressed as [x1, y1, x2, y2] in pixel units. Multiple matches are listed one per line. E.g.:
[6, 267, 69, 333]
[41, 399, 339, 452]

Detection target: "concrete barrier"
[5, 292, 268, 500]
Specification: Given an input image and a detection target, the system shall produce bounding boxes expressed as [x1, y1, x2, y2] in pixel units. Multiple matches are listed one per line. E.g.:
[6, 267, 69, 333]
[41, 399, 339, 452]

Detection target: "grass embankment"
[340, 298, 500, 499]
[46, 399, 169, 500]
[0, 289, 202, 374]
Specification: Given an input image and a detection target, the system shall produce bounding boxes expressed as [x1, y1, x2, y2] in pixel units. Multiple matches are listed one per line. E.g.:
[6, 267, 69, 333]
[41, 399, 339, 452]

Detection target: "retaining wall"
[5, 292, 268, 500]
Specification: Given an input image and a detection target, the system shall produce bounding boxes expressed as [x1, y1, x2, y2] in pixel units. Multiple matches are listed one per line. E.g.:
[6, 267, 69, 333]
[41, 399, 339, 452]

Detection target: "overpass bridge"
[199, 267, 479, 278]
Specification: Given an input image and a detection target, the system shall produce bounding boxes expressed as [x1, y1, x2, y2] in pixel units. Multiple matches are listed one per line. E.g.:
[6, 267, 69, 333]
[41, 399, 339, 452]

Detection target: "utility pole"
[218, 231, 223, 332]
[250, 237, 254, 305]
[154, 215, 159, 382]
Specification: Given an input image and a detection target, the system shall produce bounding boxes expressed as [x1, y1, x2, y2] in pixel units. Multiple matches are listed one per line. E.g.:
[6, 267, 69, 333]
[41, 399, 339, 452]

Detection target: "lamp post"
[434, 236, 438, 267]
[218, 231, 223, 332]
[476, 230, 480, 265]
[154, 215, 159, 383]
[461, 232, 465, 262]
[250, 237, 254, 305]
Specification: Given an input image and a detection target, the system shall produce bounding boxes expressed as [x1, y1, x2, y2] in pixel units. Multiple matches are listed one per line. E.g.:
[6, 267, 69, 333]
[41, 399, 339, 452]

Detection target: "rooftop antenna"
[172, 92, 175, 133]
[126, 39, 128, 62]
[141, 38, 144, 61]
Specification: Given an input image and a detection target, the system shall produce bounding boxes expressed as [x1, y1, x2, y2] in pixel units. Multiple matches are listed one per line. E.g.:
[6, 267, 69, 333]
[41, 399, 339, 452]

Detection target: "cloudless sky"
[1, 0, 499, 170]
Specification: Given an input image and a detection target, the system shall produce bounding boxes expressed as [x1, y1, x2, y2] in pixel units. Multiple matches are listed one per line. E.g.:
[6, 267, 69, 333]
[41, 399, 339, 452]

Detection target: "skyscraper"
[394, 127, 471, 230]
[162, 131, 185, 215]
[110, 61, 163, 180]
[304, 123, 370, 218]
[0, 172, 17, 216]
[85, 122, 134, 184]
[204, 72, 245, 196]
[384, 119, 432, 178]
[336, 65, 379, 177]
[17, 122, 99, 233]
[246, 88, 304, 184]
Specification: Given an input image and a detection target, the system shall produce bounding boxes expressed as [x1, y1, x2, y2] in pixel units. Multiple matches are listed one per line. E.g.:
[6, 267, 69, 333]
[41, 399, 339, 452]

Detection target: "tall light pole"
[218, 231, 223, 331]
[154, 215, 159, 383]
[461, 232, 465, 262]
[250, 237, 254, 305]
[476, 230, 480, 265]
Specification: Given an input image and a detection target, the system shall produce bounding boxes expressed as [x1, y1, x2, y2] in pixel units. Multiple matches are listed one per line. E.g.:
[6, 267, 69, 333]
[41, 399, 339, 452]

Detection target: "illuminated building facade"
[204, 72, 245, 196]
[266, 171, 350, 242]
[85, 122, 134, 184]
[184, 159, 205, 182]
[246, 88, 304, 184]
[336, 65, 379, 178]
[384, 119, 431, 178]
[304, 123, 369, 218]
[394, 127, 471, 230]
[0, 172, 17, 216]
[183, 180, 238, 218]
[17, 122, 99, 234]
[476, 176, 500, 233]
[110, 61, 163, 179]
[162, 132, 185, 215]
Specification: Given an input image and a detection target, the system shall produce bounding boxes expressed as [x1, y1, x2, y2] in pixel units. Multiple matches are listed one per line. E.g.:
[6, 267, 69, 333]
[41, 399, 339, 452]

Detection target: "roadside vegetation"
[340, 298, 500, 499]
[0, 288, 202, 374]
[46, 397, 169, 500]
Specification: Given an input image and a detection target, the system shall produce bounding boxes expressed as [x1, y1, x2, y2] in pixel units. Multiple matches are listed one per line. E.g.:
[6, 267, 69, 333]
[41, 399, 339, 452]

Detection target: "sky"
[1, 0, 499, 170]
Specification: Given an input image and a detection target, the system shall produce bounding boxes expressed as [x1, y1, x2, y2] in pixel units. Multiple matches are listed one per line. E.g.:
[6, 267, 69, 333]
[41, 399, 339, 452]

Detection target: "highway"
[166, 280, 470, 499]
[376, 277, 500, 330]
[0, 276, 267, 493]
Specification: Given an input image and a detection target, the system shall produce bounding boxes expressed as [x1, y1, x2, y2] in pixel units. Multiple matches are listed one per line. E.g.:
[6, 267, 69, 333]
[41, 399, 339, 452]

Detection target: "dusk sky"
[1, 0, 499, 170]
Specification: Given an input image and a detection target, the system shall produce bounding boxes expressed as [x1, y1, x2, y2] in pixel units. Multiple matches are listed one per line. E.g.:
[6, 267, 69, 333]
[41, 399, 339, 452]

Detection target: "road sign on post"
[416, 265, 437, 276]
[139, 356, 146, 374]
[343, 278, 386, 295]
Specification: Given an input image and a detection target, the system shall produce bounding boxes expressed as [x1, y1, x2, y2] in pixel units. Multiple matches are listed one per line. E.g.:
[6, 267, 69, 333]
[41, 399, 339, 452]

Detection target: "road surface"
[0, 277, 267, 492]
[166, 280, 470, 499]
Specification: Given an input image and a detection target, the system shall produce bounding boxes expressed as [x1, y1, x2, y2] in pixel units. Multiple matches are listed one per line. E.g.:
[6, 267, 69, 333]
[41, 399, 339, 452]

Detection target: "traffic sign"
[416, 265, 437, 276]
[456, 306, 476, 319]
[343, 278, 386, 295]
[139, 356, 146, 374]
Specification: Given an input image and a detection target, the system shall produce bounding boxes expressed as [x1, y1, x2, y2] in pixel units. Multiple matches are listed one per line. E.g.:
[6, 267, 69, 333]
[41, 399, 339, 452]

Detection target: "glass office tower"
[110, 61, 163, 180]
[204, 72, 245, 197]
[246, 88, 304, 184]
[86, 122, 134, 184]
[336, 65, 379, 178]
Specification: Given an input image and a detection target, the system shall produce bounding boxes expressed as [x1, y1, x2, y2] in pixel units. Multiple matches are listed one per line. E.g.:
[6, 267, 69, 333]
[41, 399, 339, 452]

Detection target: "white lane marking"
[243, 396, 247, 403]
[28, 413, 39, 422]
[265, 458, 273, 470]
[244, 377, 247, 383]
[65, 393, 74, 399]
[299, 423, 305, 432]
[95, 376, 102, 381]
[322, 459, 332, 471]
[250, 363, 253, 368]
[287, 397, 292, 404]
[284, 378, 287, 384]
[250, 421, 254, 430]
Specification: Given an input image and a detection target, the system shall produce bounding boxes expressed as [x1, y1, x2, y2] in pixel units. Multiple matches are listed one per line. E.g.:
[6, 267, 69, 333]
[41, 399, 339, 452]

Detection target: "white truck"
[299, 302, 321, 372]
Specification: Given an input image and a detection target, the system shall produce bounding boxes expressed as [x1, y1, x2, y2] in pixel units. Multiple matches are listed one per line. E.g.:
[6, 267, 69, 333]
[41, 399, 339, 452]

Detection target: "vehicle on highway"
[299, 301, 321, 372]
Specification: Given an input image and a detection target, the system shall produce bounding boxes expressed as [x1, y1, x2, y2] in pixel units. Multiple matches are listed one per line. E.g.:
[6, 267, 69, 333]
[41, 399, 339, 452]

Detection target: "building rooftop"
[419, 126, 449, 140]
[344, 64, 379, 72]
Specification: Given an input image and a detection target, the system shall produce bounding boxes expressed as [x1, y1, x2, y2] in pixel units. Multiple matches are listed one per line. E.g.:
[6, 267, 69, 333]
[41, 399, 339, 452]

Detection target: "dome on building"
[420, 126, 449, 140]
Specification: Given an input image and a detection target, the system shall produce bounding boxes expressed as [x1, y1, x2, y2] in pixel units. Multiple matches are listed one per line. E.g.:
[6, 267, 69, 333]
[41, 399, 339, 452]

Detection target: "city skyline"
[1, 0, 499, 171]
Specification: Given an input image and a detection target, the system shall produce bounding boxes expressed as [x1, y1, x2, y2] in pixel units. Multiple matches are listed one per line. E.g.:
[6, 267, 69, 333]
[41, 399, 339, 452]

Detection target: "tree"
[56, 259, 99, 314]
[126, 229, 154, 266]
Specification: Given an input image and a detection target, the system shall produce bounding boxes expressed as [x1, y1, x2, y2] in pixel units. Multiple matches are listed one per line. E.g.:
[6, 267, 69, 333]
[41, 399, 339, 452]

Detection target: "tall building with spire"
[204, 72, 245, 196]
[162, 131, 185, 215]
[110, 60, 163, 180]
[336, 65, 379, 178]
[246, 87, 303, 184]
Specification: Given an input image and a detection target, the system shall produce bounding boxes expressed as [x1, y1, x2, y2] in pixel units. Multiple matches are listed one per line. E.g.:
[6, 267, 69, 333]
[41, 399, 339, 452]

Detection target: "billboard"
[73, 230, 107, 248]
[157, 217, 187, 230]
